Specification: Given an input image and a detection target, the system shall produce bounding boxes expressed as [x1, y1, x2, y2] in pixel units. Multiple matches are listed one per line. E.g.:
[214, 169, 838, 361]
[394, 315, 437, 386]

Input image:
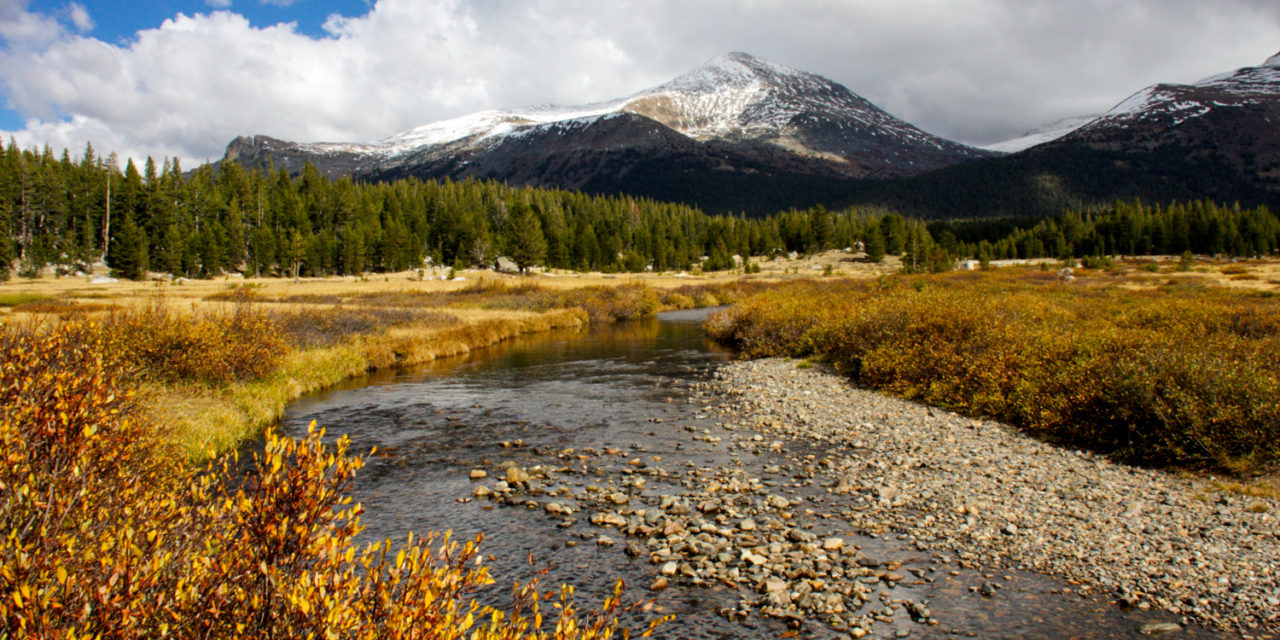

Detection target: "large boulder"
[495, 256, 519, 273]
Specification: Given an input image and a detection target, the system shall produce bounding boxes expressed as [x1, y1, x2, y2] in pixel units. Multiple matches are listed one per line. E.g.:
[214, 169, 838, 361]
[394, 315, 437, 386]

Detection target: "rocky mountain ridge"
[222, 52, 994, 213]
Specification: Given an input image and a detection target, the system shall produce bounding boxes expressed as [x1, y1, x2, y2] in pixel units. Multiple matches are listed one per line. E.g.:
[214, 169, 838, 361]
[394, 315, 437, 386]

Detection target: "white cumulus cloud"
[66, 2, 92, 32]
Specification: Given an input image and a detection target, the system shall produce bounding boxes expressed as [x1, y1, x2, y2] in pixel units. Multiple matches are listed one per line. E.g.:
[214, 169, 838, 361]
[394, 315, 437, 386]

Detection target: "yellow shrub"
[101, 298, 286, 384]
[0, 323, 663, 639]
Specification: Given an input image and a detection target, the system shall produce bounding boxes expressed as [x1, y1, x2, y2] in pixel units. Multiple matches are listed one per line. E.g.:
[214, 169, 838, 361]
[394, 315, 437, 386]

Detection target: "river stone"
[505, 466, 529, 484]
[762, 577, 789, 593]
[661, 561, 679, 577]
[469, 469, 487, 480]
[596, 535, 616, 547]
[787, 529, 816, 543]
[821, 537, 843, 551]
[739, 518, 758, 531]
[650, 576, 669, 591]
[1139, 622, 1183, 635]
[591, 512, 627, 528]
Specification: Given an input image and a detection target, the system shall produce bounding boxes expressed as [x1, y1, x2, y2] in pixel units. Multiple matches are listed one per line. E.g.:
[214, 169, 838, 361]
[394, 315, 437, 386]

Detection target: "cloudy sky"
[2, 0, 1279, 166]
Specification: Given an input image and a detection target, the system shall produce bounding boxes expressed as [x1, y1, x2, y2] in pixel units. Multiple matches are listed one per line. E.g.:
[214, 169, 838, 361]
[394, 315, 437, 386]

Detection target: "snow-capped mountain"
[614, 52, 987, 173]
[851, 50, 1280, 220]
[1075, 51, 1280, 133]
[1046, 50, 1280, 196]
[222, 53, 993, 212]
[978, 51, 1280, 155]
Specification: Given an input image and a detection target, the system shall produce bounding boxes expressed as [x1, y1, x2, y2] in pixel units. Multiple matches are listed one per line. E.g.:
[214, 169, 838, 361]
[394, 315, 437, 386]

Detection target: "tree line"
[1, 140, 1277, 280]
[930, 199, 1280, 265]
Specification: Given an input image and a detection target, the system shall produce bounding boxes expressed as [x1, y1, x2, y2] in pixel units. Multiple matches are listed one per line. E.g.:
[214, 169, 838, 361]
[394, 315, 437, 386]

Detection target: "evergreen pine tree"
[507, 203, 547, 274]
[107, 213, 148, 280]
[864, 228, 886, 263]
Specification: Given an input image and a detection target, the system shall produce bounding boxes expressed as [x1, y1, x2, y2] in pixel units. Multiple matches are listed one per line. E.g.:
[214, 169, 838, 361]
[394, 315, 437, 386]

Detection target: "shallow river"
[277, 309, 1235, 639]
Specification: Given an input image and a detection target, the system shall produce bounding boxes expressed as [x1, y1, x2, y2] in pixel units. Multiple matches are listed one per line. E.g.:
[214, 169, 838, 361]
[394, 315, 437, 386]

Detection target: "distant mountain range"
[221, 51, 1280, 217]
[855, 51, 1280, 218]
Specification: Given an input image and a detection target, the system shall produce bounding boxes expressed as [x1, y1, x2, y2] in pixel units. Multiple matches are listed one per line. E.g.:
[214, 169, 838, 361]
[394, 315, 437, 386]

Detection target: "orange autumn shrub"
[0, 323, 663, 639]
[709, 273, 1280, 470]
[102, 298, 286, 384]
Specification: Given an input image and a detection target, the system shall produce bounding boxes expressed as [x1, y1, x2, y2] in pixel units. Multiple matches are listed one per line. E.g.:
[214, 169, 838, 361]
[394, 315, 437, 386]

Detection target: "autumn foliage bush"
[1, 324, 660, 638]
[708, 274, 1280, 470]
[98, 298, 286, 384]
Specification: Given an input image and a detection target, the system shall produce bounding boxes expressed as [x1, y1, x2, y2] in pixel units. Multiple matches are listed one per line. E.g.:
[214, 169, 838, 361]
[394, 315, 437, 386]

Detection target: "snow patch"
[980, 115, 1098, 153]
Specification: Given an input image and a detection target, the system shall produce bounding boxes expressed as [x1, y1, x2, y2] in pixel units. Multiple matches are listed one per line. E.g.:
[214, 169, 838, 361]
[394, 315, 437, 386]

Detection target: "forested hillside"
[2, 141, 1277, 281]
[841, 145, 1280, 220]
[931, 199, 1280, 263]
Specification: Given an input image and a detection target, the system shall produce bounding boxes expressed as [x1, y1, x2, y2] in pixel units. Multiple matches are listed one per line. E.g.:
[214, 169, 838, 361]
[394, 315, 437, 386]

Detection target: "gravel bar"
[713, 358, 1280, 636]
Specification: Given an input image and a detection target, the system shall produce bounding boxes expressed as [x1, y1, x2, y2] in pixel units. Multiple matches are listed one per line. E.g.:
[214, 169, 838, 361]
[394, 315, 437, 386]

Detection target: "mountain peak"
[223, 52, 993, 206]
[655, 52, 811, 94]
[1264, 51, 1280, 69]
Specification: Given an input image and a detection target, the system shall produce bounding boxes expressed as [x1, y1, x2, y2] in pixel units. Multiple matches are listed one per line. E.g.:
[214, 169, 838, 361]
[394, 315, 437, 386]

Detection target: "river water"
[277, 309, 1235, 639]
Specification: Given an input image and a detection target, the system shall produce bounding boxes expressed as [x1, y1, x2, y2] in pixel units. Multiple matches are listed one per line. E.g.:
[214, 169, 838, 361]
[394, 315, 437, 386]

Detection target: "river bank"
[711, 358, 1279, 637]
[448, 315, 1259, 638]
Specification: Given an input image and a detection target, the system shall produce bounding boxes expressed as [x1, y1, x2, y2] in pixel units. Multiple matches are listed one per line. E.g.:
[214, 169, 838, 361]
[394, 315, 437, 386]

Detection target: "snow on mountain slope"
[620, 52, 931, 143]
[278, 52, 986, 170]
[1084, 51, 1280, 130]
[292, 105, 622, 158]
[982, 50, 1280, 155]
[980, 115, 1098, 153]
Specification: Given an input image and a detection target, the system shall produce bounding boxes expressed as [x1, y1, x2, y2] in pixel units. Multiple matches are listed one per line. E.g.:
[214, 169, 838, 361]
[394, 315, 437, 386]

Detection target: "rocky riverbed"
[710, 359, 1280, 636]
[467, 358, 1278, 638]
[463, 358, 1280, 637]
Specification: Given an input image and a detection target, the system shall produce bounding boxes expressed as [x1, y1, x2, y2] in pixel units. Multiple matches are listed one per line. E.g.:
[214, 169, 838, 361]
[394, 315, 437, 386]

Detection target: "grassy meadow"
[5, 255, 1280, 637]
[0, 266, 778, 460]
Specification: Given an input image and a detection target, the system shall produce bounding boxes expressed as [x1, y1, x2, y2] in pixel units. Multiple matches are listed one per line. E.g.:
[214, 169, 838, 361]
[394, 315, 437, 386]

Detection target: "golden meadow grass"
[7, 263, 1278, 637]
[708, 269, 1280, 473]
[2, 273, 767, 461]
